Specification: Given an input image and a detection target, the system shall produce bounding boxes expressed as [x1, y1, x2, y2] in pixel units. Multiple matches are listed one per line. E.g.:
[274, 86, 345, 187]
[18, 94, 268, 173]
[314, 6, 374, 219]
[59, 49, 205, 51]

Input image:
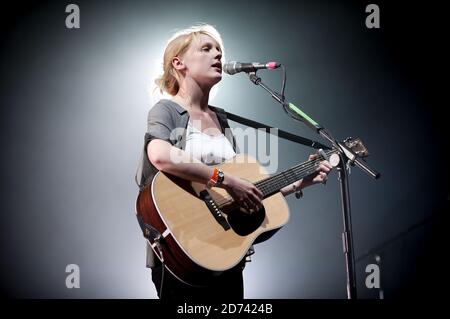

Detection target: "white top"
[184, 120, 236, 165]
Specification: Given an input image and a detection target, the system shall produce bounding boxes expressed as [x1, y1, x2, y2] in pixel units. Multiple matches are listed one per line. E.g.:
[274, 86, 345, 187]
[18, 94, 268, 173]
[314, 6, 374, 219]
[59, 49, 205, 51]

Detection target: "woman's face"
[175, 33, 223, 88]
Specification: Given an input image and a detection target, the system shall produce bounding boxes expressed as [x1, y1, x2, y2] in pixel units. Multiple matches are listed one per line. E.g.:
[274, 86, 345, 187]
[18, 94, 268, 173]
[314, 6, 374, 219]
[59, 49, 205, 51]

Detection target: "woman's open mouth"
[212, 63, 222, 72]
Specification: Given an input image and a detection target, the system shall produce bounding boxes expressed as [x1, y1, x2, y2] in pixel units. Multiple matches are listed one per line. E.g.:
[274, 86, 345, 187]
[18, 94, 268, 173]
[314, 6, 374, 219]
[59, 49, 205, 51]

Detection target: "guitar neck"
[254, 149, 337, 198]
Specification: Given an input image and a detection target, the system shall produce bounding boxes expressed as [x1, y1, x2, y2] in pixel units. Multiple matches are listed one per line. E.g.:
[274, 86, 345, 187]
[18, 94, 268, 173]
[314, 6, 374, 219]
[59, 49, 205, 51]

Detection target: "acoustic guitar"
[136, 149, 344, 286]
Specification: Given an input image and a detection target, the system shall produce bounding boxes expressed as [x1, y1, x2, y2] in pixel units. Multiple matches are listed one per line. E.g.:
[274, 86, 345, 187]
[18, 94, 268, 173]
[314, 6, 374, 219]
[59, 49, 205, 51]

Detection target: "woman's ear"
[172, 57, 185, 71]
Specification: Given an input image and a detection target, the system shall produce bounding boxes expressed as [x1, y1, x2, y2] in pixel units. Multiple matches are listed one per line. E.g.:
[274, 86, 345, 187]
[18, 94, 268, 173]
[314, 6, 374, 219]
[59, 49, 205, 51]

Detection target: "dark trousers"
[151, 259, 245, 300]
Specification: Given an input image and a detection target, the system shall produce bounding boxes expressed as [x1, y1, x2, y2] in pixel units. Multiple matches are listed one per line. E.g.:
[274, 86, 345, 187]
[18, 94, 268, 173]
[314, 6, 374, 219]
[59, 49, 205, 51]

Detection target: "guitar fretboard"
[254, 149, 337, 198]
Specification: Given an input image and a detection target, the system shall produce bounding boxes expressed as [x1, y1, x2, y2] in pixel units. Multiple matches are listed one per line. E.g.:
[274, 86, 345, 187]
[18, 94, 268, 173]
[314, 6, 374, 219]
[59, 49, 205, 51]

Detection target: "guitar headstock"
[343, 137, 370, 158]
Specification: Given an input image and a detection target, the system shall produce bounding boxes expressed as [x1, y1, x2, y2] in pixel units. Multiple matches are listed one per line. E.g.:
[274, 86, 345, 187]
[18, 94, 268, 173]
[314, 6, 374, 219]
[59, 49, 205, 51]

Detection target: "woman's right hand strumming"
[220, 175, 263, 213]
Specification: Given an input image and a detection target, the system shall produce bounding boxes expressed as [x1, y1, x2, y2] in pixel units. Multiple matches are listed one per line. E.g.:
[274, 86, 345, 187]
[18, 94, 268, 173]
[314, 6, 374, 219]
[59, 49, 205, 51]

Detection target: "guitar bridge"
[199, 190, 231, 231]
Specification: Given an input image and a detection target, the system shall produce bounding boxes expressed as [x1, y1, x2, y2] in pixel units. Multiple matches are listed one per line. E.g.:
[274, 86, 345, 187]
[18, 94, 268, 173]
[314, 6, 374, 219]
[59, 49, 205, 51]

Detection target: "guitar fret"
[254, 149, 337, 198]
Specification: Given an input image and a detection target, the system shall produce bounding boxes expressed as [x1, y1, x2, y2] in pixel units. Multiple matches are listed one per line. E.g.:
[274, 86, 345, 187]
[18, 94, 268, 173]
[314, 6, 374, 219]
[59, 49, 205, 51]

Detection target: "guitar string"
[219, 151, 333, 205]
[214, 150, 337, 207]
[213, 149, 336, 206]
[251, 149, 335, 192]
[255, 150, 336, 191]
[250, 149, 336, 191]
[214, 158, 320, 207]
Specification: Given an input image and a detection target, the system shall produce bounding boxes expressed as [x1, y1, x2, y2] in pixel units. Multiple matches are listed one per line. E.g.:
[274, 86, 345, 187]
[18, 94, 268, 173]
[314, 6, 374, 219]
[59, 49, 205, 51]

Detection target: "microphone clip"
[248, 72, 261, 85]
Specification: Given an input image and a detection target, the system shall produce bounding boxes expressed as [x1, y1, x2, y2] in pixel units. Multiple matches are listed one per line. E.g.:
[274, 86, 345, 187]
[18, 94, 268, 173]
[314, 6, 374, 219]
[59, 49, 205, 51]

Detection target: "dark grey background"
[0, 0, 447, 298]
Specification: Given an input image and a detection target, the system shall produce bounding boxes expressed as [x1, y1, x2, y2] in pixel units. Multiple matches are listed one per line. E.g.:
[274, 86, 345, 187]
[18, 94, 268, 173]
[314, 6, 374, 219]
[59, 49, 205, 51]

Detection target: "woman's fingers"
[241, 199, 250, 211]
[317, 163, 331, 173]
[252, 192, 263, 209]
[255, 187, 264, 199]
[322, 160, 333, 170]
[245, 189, 263, 211]
[311, 170, 329, 184]
[312, 172, 325, 184]
[229, 178, 263, 213]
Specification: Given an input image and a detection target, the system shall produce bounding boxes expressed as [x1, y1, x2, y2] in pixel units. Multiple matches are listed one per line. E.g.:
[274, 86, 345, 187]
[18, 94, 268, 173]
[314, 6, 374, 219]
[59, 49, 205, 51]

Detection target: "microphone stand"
[247, 71, 380, 299]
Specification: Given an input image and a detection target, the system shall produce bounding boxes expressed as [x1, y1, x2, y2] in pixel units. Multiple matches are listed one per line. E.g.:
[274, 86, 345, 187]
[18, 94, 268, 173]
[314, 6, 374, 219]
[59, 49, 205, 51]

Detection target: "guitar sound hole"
[226, 206, 266, 236]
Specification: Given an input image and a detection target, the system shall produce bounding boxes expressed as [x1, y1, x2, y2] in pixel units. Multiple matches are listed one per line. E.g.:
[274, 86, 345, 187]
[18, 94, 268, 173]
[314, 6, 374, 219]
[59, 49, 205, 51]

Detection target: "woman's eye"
[202, 47, 210, 51]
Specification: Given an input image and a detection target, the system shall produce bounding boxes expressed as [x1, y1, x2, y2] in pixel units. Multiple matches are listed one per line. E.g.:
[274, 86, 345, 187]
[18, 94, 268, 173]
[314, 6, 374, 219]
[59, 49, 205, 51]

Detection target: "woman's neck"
[174, 79, 211, 112]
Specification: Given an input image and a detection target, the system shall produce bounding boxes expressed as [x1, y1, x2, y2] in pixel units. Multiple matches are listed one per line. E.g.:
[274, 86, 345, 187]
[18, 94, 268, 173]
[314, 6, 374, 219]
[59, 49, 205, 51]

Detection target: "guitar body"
[136, 154, 290, 286]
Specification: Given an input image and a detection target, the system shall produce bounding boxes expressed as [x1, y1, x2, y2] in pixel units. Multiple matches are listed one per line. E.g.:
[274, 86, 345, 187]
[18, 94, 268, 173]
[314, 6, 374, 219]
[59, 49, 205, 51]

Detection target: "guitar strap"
[224, 111, 331, 150]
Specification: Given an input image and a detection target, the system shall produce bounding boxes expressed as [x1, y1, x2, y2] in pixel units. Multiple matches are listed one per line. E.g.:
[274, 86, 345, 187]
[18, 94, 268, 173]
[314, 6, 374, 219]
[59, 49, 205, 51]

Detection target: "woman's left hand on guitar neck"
[280, 151, 333, 197]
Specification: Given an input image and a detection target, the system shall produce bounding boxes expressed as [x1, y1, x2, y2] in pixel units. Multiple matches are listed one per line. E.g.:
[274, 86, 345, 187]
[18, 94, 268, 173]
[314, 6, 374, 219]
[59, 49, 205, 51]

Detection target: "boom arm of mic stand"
[248, 72, 380, 180]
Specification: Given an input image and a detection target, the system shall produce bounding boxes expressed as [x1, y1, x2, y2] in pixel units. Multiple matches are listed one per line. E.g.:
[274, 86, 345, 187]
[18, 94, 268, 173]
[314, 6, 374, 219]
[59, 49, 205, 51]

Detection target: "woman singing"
[135, 24, 332, 300]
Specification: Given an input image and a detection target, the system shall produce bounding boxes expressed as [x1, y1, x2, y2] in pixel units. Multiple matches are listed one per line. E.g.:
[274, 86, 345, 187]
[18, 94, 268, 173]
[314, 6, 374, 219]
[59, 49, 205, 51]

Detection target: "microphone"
[223, 61, 281, 75]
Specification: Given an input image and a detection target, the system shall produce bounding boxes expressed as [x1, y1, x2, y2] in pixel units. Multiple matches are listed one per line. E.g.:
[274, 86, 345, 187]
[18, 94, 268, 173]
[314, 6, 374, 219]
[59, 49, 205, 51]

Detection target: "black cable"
[280, 64, 286, 102]
[278, 64, 305, 123]
[159, 263, 164, 299]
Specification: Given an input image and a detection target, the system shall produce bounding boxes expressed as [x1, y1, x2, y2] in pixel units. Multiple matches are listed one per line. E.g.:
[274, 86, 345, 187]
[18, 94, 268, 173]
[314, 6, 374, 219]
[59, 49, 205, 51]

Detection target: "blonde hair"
[154, 24, 225, 97]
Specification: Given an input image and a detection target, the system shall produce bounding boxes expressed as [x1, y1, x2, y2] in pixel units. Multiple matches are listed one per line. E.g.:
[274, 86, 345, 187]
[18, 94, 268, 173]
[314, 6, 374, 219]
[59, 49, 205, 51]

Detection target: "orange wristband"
[206, 168, 219, 188]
